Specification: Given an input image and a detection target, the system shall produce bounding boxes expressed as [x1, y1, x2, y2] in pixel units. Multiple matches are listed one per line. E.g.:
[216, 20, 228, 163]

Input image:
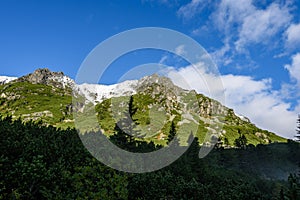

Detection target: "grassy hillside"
[0, 81, 73, 127]
[0, 81, 287, 147]
[96, 93, 287, 146]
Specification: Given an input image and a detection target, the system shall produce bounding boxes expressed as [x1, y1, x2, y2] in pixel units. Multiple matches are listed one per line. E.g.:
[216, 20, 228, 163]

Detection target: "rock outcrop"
[14, 68, 74, 89]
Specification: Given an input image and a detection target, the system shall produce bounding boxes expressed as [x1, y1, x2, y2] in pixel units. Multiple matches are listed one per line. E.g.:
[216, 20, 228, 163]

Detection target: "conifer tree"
[167, 121, 177, 145]
[234, 130, 248, 149]
[296, 114, 300, 142]
[128, 95, 137, 119]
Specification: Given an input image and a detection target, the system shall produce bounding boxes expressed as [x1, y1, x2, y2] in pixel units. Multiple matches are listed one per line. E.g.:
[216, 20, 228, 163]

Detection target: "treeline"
[1, 116, 299, 199]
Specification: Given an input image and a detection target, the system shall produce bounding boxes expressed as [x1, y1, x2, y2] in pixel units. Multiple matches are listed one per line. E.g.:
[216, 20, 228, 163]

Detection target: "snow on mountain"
[52, 74, 75, 89]
[234, 112, 250, 123]
[0, 76, 17, 85]
[75, 74, 251, 123]
[75, 80, 138, 104]
[0, 69, 251, 124]
[74, 74, 182, 104]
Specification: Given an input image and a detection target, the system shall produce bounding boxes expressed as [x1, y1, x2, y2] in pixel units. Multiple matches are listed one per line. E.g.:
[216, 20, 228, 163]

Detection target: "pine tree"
[234, 130, 248, 149]
[128, 95, 137, 119]
[287, 174, 300, 200]
[296, 114, 300, 142]
[167, 121, 177, 145]
[111, 95, 141, 148]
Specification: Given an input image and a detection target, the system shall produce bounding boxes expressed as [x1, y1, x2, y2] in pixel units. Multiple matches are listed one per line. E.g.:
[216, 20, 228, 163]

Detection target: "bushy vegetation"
[1, 115, 299, 199]
[0, 82, 73, 127]
[0, 116, 128, 199]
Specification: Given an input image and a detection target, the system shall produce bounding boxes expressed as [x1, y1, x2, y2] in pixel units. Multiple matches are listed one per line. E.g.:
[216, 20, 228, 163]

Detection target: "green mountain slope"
[94, 80, 286, 146]
[0, 69, 287, 147]
[0, 81, 73, 128]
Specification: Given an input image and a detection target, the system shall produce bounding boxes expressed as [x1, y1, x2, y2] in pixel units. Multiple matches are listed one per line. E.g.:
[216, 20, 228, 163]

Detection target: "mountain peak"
[34, 68, 64, 76]
[14, 68, 74, 89]
[137, 73, 184, 95]
[28, 68, 65, 80]
[139, 73, 171, 84]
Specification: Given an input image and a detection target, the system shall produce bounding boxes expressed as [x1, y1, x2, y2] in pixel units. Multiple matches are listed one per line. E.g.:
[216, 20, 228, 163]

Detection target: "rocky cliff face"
[133, 74, 228, 119]
[14, 68, 74, 89]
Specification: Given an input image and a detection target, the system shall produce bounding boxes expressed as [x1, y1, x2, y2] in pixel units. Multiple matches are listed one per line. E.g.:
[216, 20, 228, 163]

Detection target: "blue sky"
[1, 0, 300, 138]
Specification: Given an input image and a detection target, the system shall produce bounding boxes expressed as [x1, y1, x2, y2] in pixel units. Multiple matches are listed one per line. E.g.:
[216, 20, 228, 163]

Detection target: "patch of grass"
[0, 82, 72, 125]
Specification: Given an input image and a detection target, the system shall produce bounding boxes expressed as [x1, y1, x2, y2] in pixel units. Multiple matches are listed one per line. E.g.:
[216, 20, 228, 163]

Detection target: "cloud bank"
[173, 0, 300, 139]
[165, 63, 299, 139]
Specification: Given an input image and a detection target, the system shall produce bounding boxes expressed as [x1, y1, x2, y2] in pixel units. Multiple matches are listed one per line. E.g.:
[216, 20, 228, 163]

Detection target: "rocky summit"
[13, 68, 74, 89]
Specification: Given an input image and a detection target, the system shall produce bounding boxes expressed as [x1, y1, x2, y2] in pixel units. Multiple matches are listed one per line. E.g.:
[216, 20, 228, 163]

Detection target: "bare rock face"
[137, 74, 185, 95]
[135, 74, 228, 117]
[136, 74, 185, 111]
[14, 68, 74, 89]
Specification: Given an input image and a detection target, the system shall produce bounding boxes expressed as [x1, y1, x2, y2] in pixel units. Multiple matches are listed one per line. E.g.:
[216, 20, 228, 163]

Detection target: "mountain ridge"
[0, 68, 287, 146]
[0, 68, 252, 123]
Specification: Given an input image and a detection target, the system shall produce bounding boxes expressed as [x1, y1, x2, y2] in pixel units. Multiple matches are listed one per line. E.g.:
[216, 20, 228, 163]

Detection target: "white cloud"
[210, 40, 233, 66]
[175, 45, 186, 56]
[177, 0, 209, 20]
[211, 0, 254, 33]
[173, 0, 299, 138]
[180, 0, 293, 64]
[164, 64, 299, 138]
[221, 75, 297, 139]
[285, 23, 300, 49]
[280, 52, 300, 103]
[235, 3, 291, 52]
[166, 62, 225, 101]
[285, 53, 300, 87]
[208, 0, 292, 52]
[158, 45, 188, 66]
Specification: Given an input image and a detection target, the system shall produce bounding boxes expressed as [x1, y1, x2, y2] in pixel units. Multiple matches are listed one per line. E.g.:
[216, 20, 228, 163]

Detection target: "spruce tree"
[128, 95, 137, 119]
[112, 95, 141, 148]
[296, 114, 300, 142]
[234, 131, 248, 149]
[167, 121, 177, 145]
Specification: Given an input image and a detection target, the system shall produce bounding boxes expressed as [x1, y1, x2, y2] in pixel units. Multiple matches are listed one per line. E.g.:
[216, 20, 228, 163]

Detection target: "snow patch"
[235, 112, 250, 122]
[0, 76, 17, 85]
[48, 75, 75, 89]
[75, 80, 138, 104]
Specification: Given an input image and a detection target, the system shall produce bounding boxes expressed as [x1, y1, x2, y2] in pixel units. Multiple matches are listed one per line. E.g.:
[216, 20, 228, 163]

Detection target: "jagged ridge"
[0, 68, 287, 146]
